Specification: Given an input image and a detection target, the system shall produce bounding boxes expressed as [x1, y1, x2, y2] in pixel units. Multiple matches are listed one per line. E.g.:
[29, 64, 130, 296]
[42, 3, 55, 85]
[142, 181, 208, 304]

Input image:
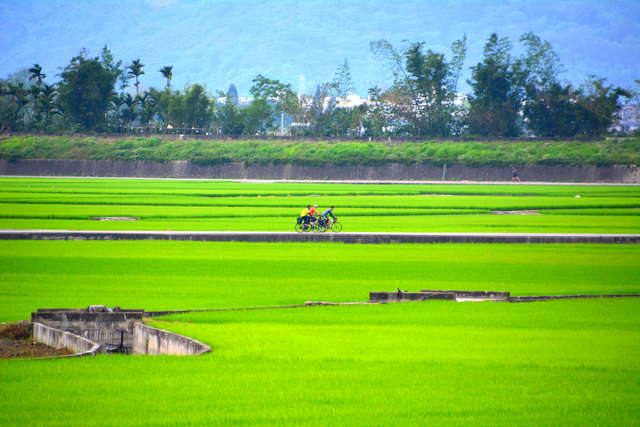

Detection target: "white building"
[611, 103, 640, 134]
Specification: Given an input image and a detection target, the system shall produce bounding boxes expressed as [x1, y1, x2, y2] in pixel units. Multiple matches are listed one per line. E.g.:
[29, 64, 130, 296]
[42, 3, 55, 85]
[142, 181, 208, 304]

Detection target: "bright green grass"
[2, 300, 639, 425]
[0, 178, 638, 233]
[1, 241, 639, 322]
[2, 177, 640, 197]
[1, 213, 638, 234]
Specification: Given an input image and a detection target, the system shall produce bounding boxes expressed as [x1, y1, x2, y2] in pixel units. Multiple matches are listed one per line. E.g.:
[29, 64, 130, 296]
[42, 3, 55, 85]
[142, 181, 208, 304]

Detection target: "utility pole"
[281, 111, 285, 135]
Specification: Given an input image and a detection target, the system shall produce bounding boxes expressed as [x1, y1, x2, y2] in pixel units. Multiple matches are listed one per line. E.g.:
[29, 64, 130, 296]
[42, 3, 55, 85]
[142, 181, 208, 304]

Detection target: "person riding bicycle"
[321, 206, 336, 226]
[308, 204, 320, 225]
[299, 205, 312, 226]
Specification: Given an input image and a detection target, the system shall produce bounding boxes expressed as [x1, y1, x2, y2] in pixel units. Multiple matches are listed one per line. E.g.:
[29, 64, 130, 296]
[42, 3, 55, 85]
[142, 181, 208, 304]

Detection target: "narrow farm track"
[1, 230, 639, 243]
[3, 175, 640, 185]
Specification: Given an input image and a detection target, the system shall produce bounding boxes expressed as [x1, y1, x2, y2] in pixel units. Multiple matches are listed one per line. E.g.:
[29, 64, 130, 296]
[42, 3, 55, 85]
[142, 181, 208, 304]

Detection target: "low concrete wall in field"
[132, 322, 211, 356]
[32, 322, 100, 357]
[32, 310, 144, 352]
[509, 293, 640, 302]
[1, 159, 638, 182]
[369, 290, 640, 303]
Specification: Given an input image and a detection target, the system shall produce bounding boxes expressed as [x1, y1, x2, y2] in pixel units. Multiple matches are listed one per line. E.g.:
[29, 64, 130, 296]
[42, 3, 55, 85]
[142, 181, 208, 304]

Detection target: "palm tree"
[127, 59, 145, 96]
[6, 82, 30, 130]
[120, 93, 138, 127]
[138, 89, 160, 126]
[37, 84, 61, 131]
[159, 66, 173, 90]
[28, 64, 46, 86]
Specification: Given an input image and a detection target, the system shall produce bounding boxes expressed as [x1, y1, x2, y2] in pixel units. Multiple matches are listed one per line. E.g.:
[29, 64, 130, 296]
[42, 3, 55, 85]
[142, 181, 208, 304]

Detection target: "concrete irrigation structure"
[31, 308, 211, 357]
[1, 230, 639, 244]
[369, 290, 640, 303]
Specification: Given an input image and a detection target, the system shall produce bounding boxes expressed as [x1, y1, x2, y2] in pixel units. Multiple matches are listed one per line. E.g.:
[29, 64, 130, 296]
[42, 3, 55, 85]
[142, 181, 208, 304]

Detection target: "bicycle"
[295, 216, 342, 233]
[318, 216, 342, 233]
[295, 216, 320, 233]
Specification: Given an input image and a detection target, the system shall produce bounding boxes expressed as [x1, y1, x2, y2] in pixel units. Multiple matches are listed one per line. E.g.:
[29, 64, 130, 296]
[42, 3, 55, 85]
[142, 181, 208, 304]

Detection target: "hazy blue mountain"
[1, 0, 639, 96]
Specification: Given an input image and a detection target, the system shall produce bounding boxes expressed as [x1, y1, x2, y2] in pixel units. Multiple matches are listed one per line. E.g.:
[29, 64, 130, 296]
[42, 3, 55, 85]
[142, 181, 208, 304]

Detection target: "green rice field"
[0, 177, 639, 233]
[1, 178, 639, 425]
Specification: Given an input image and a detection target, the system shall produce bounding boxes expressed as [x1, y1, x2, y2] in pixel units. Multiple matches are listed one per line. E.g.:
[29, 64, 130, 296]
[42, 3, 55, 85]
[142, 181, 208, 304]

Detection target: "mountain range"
[1, 0, 639, 96]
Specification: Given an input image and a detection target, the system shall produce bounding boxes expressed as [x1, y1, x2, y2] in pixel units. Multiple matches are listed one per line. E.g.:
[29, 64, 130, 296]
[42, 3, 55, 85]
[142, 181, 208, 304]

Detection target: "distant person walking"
[511, 166, 521, 182]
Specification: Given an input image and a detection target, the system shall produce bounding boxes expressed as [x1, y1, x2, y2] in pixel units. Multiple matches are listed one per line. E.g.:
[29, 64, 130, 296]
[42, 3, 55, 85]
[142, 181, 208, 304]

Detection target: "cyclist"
[321, 206, 336, 226]
[308, 204, 320, 225]
[299, 205, 312, 226]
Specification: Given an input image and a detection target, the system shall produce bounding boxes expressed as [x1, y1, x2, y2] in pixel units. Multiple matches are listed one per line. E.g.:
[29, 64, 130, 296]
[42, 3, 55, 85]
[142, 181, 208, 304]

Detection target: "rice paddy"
[0, 177, 639, 425]
[0, 177, 639, 233]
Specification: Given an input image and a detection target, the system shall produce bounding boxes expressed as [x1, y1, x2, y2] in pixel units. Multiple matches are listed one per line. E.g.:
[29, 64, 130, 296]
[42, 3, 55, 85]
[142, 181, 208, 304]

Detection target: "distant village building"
[611, 103, 640, 134]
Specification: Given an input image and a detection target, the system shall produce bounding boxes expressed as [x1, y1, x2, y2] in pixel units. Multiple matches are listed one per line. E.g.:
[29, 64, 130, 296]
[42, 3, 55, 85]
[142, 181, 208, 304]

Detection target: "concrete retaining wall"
[132, 322, 211, 355]
[1, 159, 638, 182]
[32, 322, 100, 357]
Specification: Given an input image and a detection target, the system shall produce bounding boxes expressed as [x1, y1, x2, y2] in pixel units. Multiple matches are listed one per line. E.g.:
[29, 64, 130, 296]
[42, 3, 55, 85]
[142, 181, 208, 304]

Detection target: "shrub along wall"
[1, 136, 639, 182]
[1, 136, 639, 167]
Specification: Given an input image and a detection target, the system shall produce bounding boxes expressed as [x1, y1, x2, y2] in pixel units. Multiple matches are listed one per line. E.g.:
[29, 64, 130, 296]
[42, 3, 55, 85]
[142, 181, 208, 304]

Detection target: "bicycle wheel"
[295, 222, 305, 233]
[331, 222, 342, 232]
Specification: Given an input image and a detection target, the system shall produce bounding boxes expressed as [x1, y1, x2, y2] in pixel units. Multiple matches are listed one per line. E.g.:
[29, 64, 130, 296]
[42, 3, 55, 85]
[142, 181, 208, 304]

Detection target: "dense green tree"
[524, 83, 580, 137]
[326, 105, 366, 137]
[242, 97, 273, 135]
[119, 93, 138, 126]
[361, 87, 395, 137]
[370, 36, 466, 137]
[573, 77, 631, 136]
[57, 54, 117, 131]
[138, 89, 160, 126]
[183, 84, 213, 128]
[249, 74, 298, 134]
[217, 89, 244, 136]
[4, 81, 31, 131]
[127, 59, 145, 96]
[467, 33, 523, 137]
[36, 84, 61, 131]
[519, 32, 572, 136]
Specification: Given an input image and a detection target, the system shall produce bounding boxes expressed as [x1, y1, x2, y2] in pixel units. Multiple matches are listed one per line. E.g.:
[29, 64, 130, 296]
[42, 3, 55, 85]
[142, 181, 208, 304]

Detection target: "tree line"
[0, 33, 635, 138]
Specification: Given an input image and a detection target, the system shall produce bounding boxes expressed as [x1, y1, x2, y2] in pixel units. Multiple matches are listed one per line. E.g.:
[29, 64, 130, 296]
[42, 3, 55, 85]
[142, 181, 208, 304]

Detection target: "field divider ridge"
[1, 230, 639, 244]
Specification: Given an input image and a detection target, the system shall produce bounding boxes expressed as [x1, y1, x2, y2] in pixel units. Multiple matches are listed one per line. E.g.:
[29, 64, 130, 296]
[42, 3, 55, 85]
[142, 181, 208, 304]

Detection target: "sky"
[1, 0, 639, 96]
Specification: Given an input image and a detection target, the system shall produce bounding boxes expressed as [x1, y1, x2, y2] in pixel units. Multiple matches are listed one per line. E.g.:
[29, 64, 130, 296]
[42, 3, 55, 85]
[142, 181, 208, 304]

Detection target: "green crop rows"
[0, 177, 639, 233]
[1, 241, 640, 425]
[1, 178, 639, 425]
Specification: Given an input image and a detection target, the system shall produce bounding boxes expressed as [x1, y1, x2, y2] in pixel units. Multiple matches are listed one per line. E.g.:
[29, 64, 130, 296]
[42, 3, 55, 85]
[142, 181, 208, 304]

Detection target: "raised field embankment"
[1, 159, 639, 182]
[1, 136, 639, 182]
[2, 230, 639, 244]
